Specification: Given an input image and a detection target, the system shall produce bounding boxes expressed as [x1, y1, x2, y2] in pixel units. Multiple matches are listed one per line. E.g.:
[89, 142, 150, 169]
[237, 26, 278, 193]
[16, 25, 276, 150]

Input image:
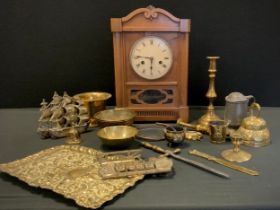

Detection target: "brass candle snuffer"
[197, 56, 221, 127]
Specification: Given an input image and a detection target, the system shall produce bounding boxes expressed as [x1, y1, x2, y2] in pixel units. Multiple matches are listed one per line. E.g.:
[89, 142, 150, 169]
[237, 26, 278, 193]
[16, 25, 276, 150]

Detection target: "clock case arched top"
[111, 5, 191, 32]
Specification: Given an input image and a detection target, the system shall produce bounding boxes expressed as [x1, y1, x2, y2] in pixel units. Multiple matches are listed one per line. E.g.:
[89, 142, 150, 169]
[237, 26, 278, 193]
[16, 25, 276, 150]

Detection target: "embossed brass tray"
[0, 145, 144, 209]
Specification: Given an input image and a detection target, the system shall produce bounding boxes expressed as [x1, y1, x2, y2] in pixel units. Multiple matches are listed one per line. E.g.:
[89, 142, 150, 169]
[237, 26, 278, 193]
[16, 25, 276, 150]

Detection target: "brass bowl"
[97, 125, 138, 148]
[74, 92, 112, 127]
[94, 109, 136, 127]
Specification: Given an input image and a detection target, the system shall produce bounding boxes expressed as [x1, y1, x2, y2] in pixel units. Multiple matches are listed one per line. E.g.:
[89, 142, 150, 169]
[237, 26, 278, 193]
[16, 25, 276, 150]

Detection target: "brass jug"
[224, 92, 254, 128]
[237, 103, 270, 147]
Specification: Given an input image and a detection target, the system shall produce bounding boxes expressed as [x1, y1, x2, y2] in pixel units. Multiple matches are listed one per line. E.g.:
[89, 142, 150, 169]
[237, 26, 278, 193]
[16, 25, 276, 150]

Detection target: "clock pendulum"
[197, 56, 221, 127]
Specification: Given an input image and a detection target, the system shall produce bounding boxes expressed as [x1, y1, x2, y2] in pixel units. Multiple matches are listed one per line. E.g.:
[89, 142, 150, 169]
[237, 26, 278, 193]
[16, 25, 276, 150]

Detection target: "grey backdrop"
[0, 0, 279, 108]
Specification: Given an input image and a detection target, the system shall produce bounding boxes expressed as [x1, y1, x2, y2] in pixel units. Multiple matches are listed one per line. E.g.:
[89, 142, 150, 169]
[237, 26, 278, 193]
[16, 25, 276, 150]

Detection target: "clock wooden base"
[120, 106, 189, 122]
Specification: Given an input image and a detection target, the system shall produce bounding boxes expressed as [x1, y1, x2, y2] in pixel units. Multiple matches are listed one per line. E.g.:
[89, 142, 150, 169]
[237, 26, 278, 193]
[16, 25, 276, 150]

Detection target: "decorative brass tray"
[0, 145, 144, 209]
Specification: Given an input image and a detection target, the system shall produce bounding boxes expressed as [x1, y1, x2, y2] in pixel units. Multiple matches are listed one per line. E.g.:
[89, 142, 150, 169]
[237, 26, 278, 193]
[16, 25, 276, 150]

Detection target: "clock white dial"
[130, 36, 173, 80]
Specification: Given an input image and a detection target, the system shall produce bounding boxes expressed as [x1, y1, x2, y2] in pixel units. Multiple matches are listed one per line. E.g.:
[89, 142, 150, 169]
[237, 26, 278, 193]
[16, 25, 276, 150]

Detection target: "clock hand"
[135, 55, 153, 60]
[149, 57, 154, 75]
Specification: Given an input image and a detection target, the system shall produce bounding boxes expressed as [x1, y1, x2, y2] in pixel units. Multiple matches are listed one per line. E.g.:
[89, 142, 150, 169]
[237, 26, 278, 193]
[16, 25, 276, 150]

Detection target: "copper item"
[209, 120, 229, 144]
[97, 125, 138, 148]
[99, 156, 173, 179]
[189, 149, 259, 176]
[74, 91, 111, 127]
[0, 145, 143, 209]
[221, 131, 252, 163]
[197, 56, 221, 127]
[224, 92, 255, 128]
[139, 141, 230, 178]
[237, 103, 270, 147]
[94, 108, 136, 127]
[37, 91, 89, 139]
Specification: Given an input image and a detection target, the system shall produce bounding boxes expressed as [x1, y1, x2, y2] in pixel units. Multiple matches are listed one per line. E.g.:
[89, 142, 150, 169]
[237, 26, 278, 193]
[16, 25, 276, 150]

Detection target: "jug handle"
[249, 102, 261, 117]
[246, 95, 255, 106]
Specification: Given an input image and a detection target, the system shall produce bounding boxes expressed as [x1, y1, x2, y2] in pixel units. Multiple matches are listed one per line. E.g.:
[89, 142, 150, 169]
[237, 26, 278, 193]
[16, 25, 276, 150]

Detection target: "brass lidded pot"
[237, 103, 270, 147]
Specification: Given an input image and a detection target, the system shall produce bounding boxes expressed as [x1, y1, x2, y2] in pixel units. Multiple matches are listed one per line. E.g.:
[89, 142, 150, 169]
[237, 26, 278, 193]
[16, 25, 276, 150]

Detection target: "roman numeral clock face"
[130, 36, 173, 80]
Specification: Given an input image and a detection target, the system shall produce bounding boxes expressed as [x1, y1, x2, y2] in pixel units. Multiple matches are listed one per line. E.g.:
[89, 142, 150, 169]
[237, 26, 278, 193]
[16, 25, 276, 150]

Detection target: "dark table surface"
[0, 107, 279, 210]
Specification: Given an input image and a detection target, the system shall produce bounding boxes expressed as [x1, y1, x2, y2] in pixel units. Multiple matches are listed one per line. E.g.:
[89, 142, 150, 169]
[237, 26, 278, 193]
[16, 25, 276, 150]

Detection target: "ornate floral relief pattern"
[0, 145, 144, 209]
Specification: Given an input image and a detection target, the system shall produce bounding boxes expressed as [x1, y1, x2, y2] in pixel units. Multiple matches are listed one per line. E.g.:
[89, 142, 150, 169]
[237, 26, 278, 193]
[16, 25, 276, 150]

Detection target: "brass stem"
[206, 56, 219, 112]
[233, 139, 241, 153]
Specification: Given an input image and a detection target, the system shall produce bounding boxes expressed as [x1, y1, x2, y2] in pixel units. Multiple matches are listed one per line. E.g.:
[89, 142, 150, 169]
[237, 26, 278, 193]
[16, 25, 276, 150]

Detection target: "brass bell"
[237, 102, 270, 147]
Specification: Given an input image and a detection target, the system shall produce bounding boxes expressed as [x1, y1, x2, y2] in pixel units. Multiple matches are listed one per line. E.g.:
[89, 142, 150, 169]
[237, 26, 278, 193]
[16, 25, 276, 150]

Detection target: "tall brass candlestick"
[197, 56, 221, 127]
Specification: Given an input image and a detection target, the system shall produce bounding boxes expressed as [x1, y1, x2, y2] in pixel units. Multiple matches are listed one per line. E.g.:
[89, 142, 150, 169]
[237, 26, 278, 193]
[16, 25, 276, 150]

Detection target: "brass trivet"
[0, 145, 144, 209]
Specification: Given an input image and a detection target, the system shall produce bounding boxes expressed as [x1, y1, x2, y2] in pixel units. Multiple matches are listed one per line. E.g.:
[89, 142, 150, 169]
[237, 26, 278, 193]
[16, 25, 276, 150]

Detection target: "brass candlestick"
[221, 131, 252, 163]
[197, 56, 221, 127]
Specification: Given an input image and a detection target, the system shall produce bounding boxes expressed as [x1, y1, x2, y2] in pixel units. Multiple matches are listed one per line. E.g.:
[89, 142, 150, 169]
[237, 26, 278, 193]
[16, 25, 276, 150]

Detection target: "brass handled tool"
[177, 119, 209, 134]
[189, 149, 259, 176]
[139, 141, 230, 179]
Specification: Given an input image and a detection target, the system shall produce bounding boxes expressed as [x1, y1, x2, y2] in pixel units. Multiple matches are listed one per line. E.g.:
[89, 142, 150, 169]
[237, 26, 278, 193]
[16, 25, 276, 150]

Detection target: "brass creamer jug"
[237, 103, 270, 147]
[224, 92, 254, 128]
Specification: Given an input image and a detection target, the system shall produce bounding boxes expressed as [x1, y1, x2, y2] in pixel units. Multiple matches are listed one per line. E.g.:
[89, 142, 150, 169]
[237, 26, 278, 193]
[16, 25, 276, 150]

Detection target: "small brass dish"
[97, 125, 138, 148]
[94, 109, 136, 127]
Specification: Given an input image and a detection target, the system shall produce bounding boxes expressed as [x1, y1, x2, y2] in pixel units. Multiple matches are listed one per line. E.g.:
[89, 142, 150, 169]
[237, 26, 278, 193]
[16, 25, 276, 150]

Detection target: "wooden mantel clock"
[111, 5, 191, 121]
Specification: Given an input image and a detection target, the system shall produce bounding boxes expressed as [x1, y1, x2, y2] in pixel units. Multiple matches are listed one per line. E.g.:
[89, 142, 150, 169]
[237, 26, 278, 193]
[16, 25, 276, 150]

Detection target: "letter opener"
[189, 149, 259, 176]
